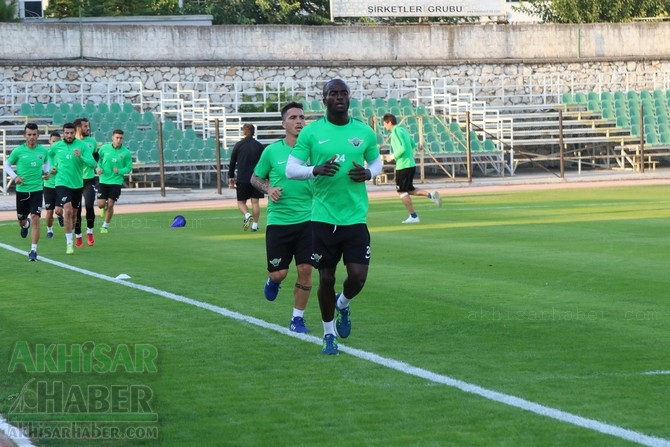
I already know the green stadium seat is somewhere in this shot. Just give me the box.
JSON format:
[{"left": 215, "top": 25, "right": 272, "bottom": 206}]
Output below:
[
  {"left": 135, "top": 148, "right": 148, "bottom": 164},
  {"left": 90, "top": 112, "right": 103, "bottom": 124},
  {"left": 349, "top": 98, "right": 360, "bottom": 109},
  {"left": 175, "top": 148, "right": 187, "bottom": 162},
  {"left": 52, "top": 112, "right": 66, "bottom": 126},
  {"left": 587, "top": 100, "right": 601, "bottom": 113},
  {"left": 129, "top": 111, "right": 142, "bottom": 124},
  {"left": 201, "top": 147, "right": 215, "bottom": 161},
  {"left": 350, "top": 107, "right": 364, "bottom": 120},
  {"left": 192, "top": 138, "right": 205, "bottom": 151},
  {"left": 601, "top": 91, "right": 613, "bottom": 103},
  {"left": 361, "top": 98, "right": 373, "bottom": 109},
  {"left": 602, "top": 108, "right": 615, "bottom": 120},
  {"left": 416, "top": 105, "right": 428, "bottom": 115},
  {"left": 123, "top": 102, "right": 136, "bottom": 114},
  {"left": 20, "top": 103, "right": 33, "bottom": 116},
  {"left": 132, "top": 130, "right": 145, "bottom": 141},
  {"left": 587, "top": 91, "right": 599, "bottom": 103},
  {"left": 469, "top": 131, "right": 482, "bottom": 152},
  {"left": 32, "top": 103, "right": 47, "bottom": 116},
  {"left": 71, "top": 103, "right": 84, "bottom": 116},
  {"left": 142, "top": 139, "right": 155, "bottom": 152},
  {"left": 574, "top": 92, "right": 587, "bottom": 104},
  {"left": 661, "top": 130, "right": 670, "bottom": 145},
  {"left": 127, "top": 140, "right": 140, "bottom": 152},
  {"left": 46, "top": 102, "right": 58, "bottom": 115},
  {"left": 94, "top": 131, "right": 106, "bottom": 142},
  {"left": 110, "top": 102, "right": 122, "bottom": 114},
  {"left": 162, "top": 120, "right": 176, "bottom": 132},
  {"left": 374, "top": 98, "right": 386, "bottom": 108},
  {"left": 484, "top": 139, "right": 497, "bottom": 152},
  {"left": 147, "top": 148, "right": 159, "bottom": 163},
  {"left": 561, "top": 92, "right": 574, "bottom": 104},
  {"left": 97, "top": 103, "right": 109, "bottom": 114},
  {"left": 184, "top": 128, "right": 197, "bottom": 140},
  {"left": 646, "top": 131, "right": 660, "bottom": 146},
  {"left": 84, "top": 103, "right": 97, "bottom": 115},
  {"left": 142, "top": 111, "right": 156, "bottom": 125},
  {"left": 616, "top": 115, "right": 630, "bottom": 128},
  {"left": 449, "top": 121, "right": 462, "bottom": 133}
]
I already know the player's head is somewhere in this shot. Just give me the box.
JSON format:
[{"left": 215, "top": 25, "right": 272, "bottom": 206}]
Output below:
[
  {"left": 112, "top": 129, "right": 124, "bottom": 148},
  {"left": 79, "top": 117, "right": 91, "bottom": 136},
  {"left": 280, "top": 102, "right": 305, "bottom": 139},
  {"left": 383, "top": 113, "right": 397, "bottom": 131},
  {"left": 49, "top": 131, "right": 61, "bottom": 145},
  {"left": 62, "top": 123, "right": 76, "bottom": 143},
  {"left": 322, "top": 79, "right": 350, "bottom": 115},
  {"left": 322, "top": 79, "right": 349, "bottom": 99},
  {"left": 24, "top": 122, "right": 39, "bottom": 147},
  {"left": 242, "top": 123, "right": 255, "bottom": 137}
]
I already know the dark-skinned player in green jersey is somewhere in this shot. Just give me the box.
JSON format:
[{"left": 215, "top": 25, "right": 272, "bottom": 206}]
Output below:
[{"left": 286, "top": 79, "right": 383, "bottom": 355}]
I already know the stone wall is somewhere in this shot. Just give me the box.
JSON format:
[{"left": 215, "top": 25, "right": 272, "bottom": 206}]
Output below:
[
  {"left": 1, "top": 22, "right": 670, "bottom": 62},
  {"left": 1, "top": 22, "right": 670, "bottom": 112}
]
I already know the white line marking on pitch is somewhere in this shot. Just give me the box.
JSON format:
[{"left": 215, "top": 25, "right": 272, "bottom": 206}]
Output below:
[{"left": 2, "top": 243, "right": 669, "bottom": 447}]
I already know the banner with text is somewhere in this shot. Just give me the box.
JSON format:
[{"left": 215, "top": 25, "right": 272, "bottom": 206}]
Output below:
[{"left": 332, "top": 0, "right": 505, "bottom": 18}]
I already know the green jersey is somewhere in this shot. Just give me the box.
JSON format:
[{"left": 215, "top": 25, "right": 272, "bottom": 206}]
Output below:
[
  {"left": 254, "top": 139, "right": 313, "bottom": 226},
  {"left": 7, "top": 144, "right": 48, "bottom": 193},
  {"left": 43, "top": 145, "right": 58, "bottom": 189},
  {"left": 49, "top": 139, "right": 96, "bottom": 189},
  {"left": 390, "top": 125, "right": 416, "bottom": 170},
  {"left": 97, "top": 143, "right": 133, "bottom": 185},
  {"left": 80, "top": 136, "right": 98, "bottom": 180},
  {"left": 292, "top": 117, "right": 379, "bottom": 225}
]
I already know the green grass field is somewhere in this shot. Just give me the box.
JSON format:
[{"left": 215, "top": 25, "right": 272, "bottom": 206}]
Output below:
[{"left": 1, "top": 185, "right": 669, "bottom": 447}]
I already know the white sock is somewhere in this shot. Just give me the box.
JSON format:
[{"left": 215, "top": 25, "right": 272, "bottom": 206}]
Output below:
[
  {"left": 87, "top": 228, "right": 93, "bottom": 234},
  {"left": 102, "top": 222, "right": 109, "bottom": 228},
  {"left": 31, "top": 244, "right": 37, "bottom": 251},
  {"left": 323, "top": 320, "right": 336, "bottom": 336},
  {"left": 252, "top": 222, "right": 258, "bottom": 230},
  {"left": 337, "top": 293, "right": 352, "bottom": 309},
  {"left": 23, "top": 222, "right": 30, "bottom": 228},
  {"left": 47, "top": 226, "right": 53, "bottom": 233},
  {"left": 76, "top": 233, "right": 82, "bottom": 238},
  {"left": 293, "top": 308, "right": 304, "bottom": 318},
  {"left": 65, "top": 233, "right": 73, "bottom": 243},
  {"left": 244, "top": 212, "right": 251, "bottom": 219}
]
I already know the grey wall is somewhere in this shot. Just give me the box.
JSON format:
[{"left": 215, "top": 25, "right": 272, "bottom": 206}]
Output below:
[{"left": 0, "top": 22, "right": 668, "bottom": 64}]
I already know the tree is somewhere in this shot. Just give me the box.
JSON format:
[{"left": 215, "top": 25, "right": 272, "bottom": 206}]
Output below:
[
  {"left": 183, "top": 0, "right": 329, "bottom": 25},
  {"left": 0, "top": 0, "right": 19, "bottom": 22},
  {"left": 514, "top": 0, "right": 670, "bottom": 23},
  {"left": 47, "top": 0, "right": 159, "bottom": 19}
]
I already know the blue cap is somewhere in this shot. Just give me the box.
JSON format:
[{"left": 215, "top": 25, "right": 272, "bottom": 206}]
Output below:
[{"left": 171, "top": 215, "right": 186, "bottom": 227}]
